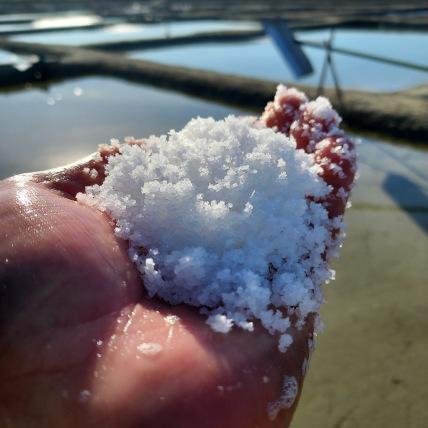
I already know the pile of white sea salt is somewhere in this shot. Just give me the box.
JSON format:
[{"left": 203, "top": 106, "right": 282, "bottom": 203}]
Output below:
[{"left": 78, "top": 114, "right": 341, "bottom": 352}]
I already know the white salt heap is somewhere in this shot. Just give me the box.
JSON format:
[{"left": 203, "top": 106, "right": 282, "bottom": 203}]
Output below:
[{"left": 78, "top": 114, "right": 343, "bottom": 352}]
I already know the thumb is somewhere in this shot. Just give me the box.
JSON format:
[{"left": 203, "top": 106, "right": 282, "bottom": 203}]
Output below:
[{"left": 21, "top": 142, "right": 126, "bottom": 199}]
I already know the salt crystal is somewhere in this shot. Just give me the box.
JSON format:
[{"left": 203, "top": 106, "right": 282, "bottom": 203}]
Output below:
[
  {"left": 164, "top": 314, "right": 180, "bottom": 325},
  {"left": 306, "top": 97, "right": 340, "bottom": 124},
  {"left": 78, "top": 89, "right": 354, "bottom": 352},
  {"left": 206, "top": 314, "right": 234, "bottom": 334},
  {"left": 78, "top": 389, "right": 91, "bottom": 403},
  {"left": 308, "top": 338, "right": 315, "bottom": 354},
  {"left": 137, "top": 342, "right": 163, "bottom": 356},
  {"left": 302, "top": 358, "right": 309, "bottom": 376},
  {"left": 273, "top": 84, "right": 308, "bottom": 110},
  {"left": 278, "top": 333, "right": 293, "bottom": 353},
  {"left": 267, "top": 376, "right": 298, "bottom": 420}
]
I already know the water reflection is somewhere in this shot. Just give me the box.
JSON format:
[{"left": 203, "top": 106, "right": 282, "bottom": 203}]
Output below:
[
  {"left": 0, "top": 77, "right": 243, "bottom": 178},
  {"left": 5, "top": 19, "right": 428, "bottom": 92},
  {"left": 0, "top": 49, "right": 17, "bottom": 64},
  {"left": 31, "top": 14, "right": 102, "bottom": 30},
  {"left": 11, "top": 20, "right": 260, "bottom": 45},
  {"left": 0, "top": 49, "right": 38, "bottom": 70},
  {"left": 0, "top": 14, "right": 105, "bottom": 35},
  {"left": 129, "top": 30, "right": 428, "bottom": 91}
]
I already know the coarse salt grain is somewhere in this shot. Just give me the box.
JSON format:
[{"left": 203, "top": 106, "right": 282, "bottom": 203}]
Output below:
[
  {"left": 164, "top": 314, "right": 180, "bottom": 325},
  {"left": 267, "top": 375, "right": 298, "bottom": 420},
  {"left": 137, "top": 342, "right": 163, "bottom": 356}
]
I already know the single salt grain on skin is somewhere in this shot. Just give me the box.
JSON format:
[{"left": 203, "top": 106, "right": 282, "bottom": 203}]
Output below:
[
  {"left": 78, "top": 389, "right": 91, "bottom": 403},
  {"left": 164, "top": 314, "right": 180, "bottom": 325},
  {"left": 78, "top": 86, "right": 356, "bottom": 353},
  {"left": 278, "top": 333, "right": 293, "bottom": 353},
  {"left": 267, "top": 376, "right": 298, "bottom": 421},
  {"left": 302, "top": 358, "right": 309, "bottom": 377},
  {"left": 206, "top": 313, "right": 234, "bottom": 334},
  {"left": 308, "top": 338, "right": 315, "bottom": 355},
  {"left": 137, "top": 342, "right": 163, "bottom": 356},
  {"left": 83, "top": 167, "right": 98, "bottom": 179}
]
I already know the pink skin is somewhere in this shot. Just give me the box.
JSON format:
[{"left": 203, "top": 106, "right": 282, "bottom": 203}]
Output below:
[{"left": 0, "top": 91, "right": 355, "bottom": 428}]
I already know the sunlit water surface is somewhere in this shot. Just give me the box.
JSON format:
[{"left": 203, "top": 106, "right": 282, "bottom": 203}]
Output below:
[
  {"left": 10, "top": 20, "right": 260, "bottom": 45},
  {"left": 129, "top": 30, "right": 428, "bottom": 92},
  {"left": 0, "top": 77, "right": 241, "bottom": 178},
  {"left": 5, "top": 20, "right": 428, "bottom": 91}
]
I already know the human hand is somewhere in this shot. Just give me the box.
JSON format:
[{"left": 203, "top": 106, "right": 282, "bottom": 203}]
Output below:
[{"left": 0, "top": 88, "right": 355, "bottom": 428}]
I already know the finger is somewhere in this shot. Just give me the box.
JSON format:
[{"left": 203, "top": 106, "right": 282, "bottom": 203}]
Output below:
[
  {"left": 261, "top": 86, "right": 357, "bottom": 255},
  {"left": 82, "top": 301, "right": 313, "bottom": 428},
  {"left": 260, "top": 85, "right": 308, "bottom": 138},
  {"left": 289, "top": 98, "right": 357, "bottom": 218},
  {"left": 19, "top": 140, "right": 143, "bottom": 199},
  {"left": 25, "top": 144, "right": 121, "bottom": 199}
]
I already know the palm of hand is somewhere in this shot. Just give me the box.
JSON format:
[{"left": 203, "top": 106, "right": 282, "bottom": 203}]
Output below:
[{"left": 0, "top": 170, "right": 310, "bottom": 428}]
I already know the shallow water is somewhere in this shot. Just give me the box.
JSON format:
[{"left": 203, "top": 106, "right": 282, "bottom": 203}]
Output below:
[
  {"left": 0, "top": 13, "right": 104, "bottom": 35},
  {"left": 129, "top": 30, "right": 428, "bottom": 92},
  {"left": 0, "top": 76, "right": 427, "bottom": 428},
  {"left": 0, "top": 77, "right": 240, "bottom": 178},
  {"left": 11, "top": 20, "right": 260, "bottom": 45},
  {"left": 6, "top": 20, "right": 428, "bottom": 91},
  {"left": 0, "top": 49, "right": 15, "bottom": 64},
  {"left": 0, "top": 49, "right": 38, "bottom": 70},
  {"left": 1, "top": 75, "right": 427, "bottom": 179}
]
